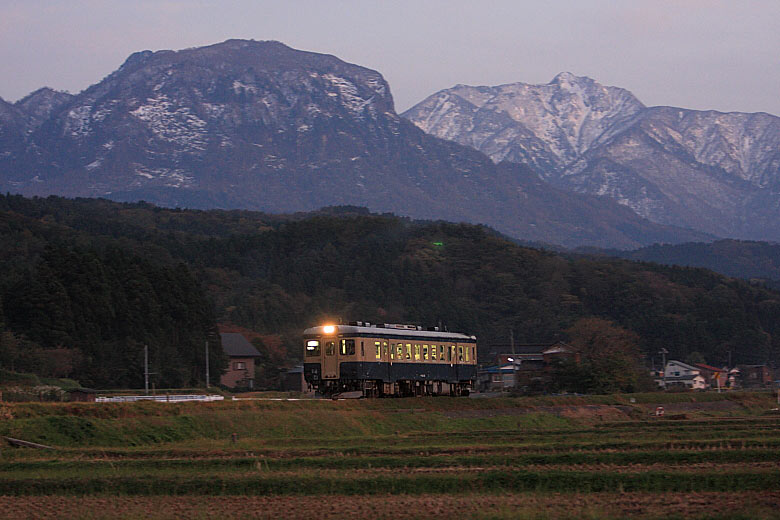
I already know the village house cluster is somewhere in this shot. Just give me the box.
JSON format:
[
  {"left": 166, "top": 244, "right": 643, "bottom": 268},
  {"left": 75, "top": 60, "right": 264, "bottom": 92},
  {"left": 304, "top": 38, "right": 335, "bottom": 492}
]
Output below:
[
  {"left": 476, "top": 342, "right": 579, "bottom": 393},
  {"left": 656, "top": 360, "right": 774, "bottom": 391},
  {"left": 476, "top": 342, "right": 776, "bottom": 393}
]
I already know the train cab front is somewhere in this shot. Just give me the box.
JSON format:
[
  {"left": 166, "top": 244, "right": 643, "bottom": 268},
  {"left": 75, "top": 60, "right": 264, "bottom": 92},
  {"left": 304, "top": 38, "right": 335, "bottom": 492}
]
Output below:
[{"left": 303, "top": 324, "right": 340, "bottom": 393}]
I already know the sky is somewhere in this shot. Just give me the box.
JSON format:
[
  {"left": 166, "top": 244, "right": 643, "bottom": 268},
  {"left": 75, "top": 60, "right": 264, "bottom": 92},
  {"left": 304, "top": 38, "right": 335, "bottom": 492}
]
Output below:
[{"left": 1, "top": 0, "right": 779, "bottom": 115}]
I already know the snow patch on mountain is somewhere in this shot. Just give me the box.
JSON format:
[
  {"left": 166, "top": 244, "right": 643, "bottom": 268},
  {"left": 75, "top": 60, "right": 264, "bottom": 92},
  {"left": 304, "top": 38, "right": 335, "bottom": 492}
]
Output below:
[
  {"left": 130, "top": 95, "right": 208, "bottom": 150},
  {"left": 133, "top": 166, "right": 193, "bottom": 187},
  {"left": 232, "top": 80, "right": 258, "bottom": 95},
  {"left": 323, "top": 74, "right": 374, "bottom": 116}
]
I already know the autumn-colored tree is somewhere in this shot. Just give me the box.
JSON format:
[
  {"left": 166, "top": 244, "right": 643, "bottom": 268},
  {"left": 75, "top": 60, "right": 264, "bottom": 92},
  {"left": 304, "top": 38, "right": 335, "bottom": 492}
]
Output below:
[{"left": 553, "top": 318, "right": 653, "bottom": 393}]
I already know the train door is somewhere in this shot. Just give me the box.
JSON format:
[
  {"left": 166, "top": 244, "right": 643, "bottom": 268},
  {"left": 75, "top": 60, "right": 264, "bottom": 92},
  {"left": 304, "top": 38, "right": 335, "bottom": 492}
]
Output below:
[
  {"left": 454, "top": 343, "right": 467, "bottom": 384},
  {"left": 323, "top": 339, "right": 339, "bottom": 379}
]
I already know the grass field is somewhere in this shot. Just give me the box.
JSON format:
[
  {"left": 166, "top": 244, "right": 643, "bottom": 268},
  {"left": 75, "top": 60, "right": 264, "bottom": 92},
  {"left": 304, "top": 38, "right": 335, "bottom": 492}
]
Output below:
[{"left": 0, "top": 391, "right": 779, "bottom": 519}]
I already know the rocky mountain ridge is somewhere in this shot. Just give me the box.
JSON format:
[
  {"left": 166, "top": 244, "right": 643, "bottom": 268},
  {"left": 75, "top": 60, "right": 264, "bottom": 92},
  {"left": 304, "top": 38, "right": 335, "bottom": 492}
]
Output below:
[
  {"left": 403, "top": 75, "right": 780, "bottom": 240},
  {"left": 15, "top": 87, "right": 75, "bottom": 129},
  {"left": 0, "top": 40, "right": 710, "bottom": 248}
]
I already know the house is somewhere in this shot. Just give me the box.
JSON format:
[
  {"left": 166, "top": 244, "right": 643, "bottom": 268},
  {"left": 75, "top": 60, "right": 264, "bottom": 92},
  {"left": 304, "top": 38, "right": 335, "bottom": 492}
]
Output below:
[
  {"left": 694, "top": 363, "right": 728, "bottom": 389},
  {"left": 650, "top": 369, "right": 665, "bottom": 388},
  {"left": 663, "top": 360, "right": 706, "bottom": 390},
  {"left": 478, "top": 342, "right": 579, "bottom": 392},
  {"left": 494, "top": 342, "right": 580, "bottom": 367},
  {"left": 737, "top": 364, "right": 772, "bottom": 388},
  {"left": 219, "top": 333, "right": 262, "bottom": 389},
  {"left": 65, "top": 388, "right": 97, "bottom": 402}
]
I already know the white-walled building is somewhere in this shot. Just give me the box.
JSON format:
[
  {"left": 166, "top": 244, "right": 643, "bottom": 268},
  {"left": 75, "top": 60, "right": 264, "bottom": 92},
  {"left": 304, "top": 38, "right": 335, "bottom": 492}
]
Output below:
[{"left": 662, "top": 360, "right": 706, "bottom": 390}]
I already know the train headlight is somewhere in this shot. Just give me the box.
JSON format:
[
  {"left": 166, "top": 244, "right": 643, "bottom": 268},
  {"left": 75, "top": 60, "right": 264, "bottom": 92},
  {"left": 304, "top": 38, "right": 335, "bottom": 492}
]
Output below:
[{"left": 323, "top": 325, "right": 336, "bottom": 334}]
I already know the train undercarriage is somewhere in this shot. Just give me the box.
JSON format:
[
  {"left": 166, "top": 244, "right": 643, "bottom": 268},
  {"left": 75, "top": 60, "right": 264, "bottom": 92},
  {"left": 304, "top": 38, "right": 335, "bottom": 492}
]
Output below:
[{"left": 315, "top": 378, "right": 471, "bottom": 398}]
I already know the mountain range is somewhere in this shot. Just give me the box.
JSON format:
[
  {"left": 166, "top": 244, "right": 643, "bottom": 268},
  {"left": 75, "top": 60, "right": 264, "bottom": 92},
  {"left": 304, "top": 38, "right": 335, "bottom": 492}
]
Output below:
[
  {"left": 403, "top": 74, "right": 780, "bottom": 241},
  {"left": 0, "top": 40, "right": 710, "bottom": 249}
]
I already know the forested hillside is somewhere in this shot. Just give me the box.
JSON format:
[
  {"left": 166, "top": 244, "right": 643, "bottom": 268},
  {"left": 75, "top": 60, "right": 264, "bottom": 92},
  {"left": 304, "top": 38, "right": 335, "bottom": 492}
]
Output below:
[
  {"left": 584, "top": 240, "right": 780, "bottom": 290},
  {"left": 0, "top": 197, "right": 223, "bottom": 388},
  {"left": 1, "top": 195, "right": 779, "bottom": 389}
]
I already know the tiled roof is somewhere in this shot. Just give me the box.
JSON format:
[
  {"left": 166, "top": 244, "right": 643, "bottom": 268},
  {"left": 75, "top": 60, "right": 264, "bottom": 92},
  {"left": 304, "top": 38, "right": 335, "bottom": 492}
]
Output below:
[
  {"left": 220, "top": 333, "right": 262, "bottom": 358},
  {"left": 668, "top": 360, "right": 699, "bottom": 372},
  {"left": 695, "top": 363, "right": 725, "bottom": 372},
  {"left": 479, "top": 365, "right": 515, "bottom": 374},
  {"left": 493, "top": 342, "right": 575, "bottom": 357}
]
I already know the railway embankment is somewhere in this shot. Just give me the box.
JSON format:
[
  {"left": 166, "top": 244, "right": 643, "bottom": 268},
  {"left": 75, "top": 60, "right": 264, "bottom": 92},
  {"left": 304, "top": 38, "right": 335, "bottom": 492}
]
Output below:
[{"left": 0, "top": 391, "right": 775, "bottom": 449}]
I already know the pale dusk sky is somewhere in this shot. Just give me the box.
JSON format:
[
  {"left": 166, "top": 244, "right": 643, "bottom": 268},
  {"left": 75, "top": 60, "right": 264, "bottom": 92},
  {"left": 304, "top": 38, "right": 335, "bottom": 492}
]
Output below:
[{"left": 1, "top": 0, "right": 778, "bottom": 115}]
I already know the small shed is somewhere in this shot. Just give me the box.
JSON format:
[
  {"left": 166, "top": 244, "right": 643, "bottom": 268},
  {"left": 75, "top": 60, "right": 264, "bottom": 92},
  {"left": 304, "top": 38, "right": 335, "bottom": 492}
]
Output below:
[
  {"left": 477, "top": 365, "right": 517, "bottom": 392},
  {"left": 282, "top": 365, "right": 315, "bottom": 395},
  {"left": 66, "top": 388, "right": 97, "bottom": 402},
  {"left": 220, "top": 333, "right": 262, "bottom": 389}
]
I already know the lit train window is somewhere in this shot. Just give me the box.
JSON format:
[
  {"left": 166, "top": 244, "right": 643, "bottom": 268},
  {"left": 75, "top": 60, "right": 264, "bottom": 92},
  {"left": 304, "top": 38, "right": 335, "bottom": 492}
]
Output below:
[
  {"left": 414, "top": 344, "right": 421, "bottom": 361},
  {"left": 450, "top": 345, "right": 455, "bottom": 362},
  {"left": 440, "top": 345, "right": 445, "bottom": 359},
  {"left": 396, "top": 344, "right": 403, "bottom": 360},
  {"left": 326, "top": 342, "right": 335, "bottom": 356},
  {"left": 383, "top": 342, "right": 388, "bottom": 358},
  {"left": 405, "top": 344, "right": 411, "bottom": 360},
  {"left": 458, "top": 346, "right": 464, "bottom": 362},
  {"left": 340, "top": 339, "right": 355, "bottom": 356},
  {"left": 306, "top": 340, "right": 320, "bottom": 357},
  {"left": 423, "top": 345, "right": 428, "bottom": 360},
  {"left": 375, "top": 341, "right": 381, "bottom": 360},
  {"left": 464, "top": 346, "right": 469, "bottom": 362},
  {"left": 430, "top": 345, "right": 436, "bottom": 361}
]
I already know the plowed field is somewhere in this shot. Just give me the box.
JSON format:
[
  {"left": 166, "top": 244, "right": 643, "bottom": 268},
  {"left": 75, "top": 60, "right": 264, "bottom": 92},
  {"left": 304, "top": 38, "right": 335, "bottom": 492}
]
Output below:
[
  {"left": 1, "top": 492, "right": 779, "bottom": 520},
  {"left": 1, "top": 392, "right": 778, "bottom": 519}
]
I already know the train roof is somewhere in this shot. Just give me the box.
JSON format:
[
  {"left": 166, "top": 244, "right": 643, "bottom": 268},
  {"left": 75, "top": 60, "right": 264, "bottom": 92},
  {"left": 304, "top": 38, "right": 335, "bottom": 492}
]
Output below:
[{"left": 303, "top": 324, "right": 476, "bottom": 342}]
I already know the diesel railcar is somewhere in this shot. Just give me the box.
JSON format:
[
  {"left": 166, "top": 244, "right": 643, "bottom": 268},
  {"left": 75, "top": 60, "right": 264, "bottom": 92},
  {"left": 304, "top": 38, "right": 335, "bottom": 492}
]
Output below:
[{"left": 303, "top": 322, "right": 477, "bottom": 397}]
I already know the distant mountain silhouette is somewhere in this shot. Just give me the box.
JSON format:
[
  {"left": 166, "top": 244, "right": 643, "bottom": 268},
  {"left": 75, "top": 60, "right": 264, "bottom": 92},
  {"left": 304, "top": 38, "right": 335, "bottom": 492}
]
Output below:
[{"left": 0, "top": 40, "right": 708, "bottom": 248}]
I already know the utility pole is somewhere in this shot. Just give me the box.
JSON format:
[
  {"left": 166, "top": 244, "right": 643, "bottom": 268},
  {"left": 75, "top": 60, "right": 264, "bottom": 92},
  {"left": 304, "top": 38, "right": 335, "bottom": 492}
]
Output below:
[
  {"left": 510, "top": 329, "right": 516, "bottom": 389},
  {"left": 205, "top": 340, "right": 210, "bottom": 389},
  {"left": 510, "top": 329, "right": 515, "bottom": 358},
  {"left": 659, "top": 348, "right": 668, "bottom": 390},
  {"left": 144, "top": 344, "right": 149, "bottom": 394}
]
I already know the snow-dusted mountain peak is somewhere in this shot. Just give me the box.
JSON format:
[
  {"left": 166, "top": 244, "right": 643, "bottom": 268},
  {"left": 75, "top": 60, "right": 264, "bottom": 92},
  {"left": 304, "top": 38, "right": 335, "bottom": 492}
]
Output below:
[
  {"left": 15, "top": 87, "right": 74, "bottom": 129},
  {"left": 404, "top": 73, "right": 645, "bottom": 167},
  {"left": 403, "top": 74, "right": 780, "bottom": 241},
  {"left": 550, "top": 71, "right": 590, "bottom": 86}
]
